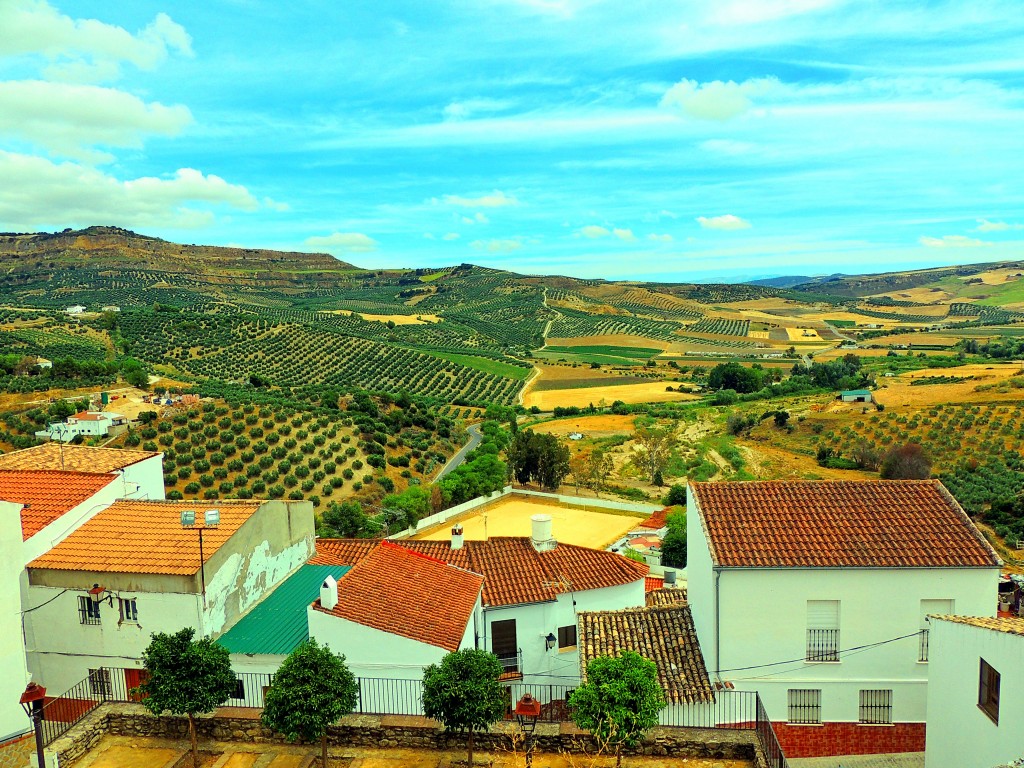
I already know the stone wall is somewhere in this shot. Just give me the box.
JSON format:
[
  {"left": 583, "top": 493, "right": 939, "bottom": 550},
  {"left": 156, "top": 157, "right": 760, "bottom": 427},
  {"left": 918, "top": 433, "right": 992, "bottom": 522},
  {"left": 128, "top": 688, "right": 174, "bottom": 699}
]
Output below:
[
  {"left": 54, "top": 704, "right": 769, "bottom": 767},
  {"left": 0, "top": 733, "right": 34, "bottom": 768}
]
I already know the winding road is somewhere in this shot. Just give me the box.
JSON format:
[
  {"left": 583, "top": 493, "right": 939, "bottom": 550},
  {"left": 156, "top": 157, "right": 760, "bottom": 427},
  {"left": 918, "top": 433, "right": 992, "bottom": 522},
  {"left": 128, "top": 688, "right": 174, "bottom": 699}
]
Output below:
[{"left": 436, "top": 423, "right": 484, "bottom": 479}]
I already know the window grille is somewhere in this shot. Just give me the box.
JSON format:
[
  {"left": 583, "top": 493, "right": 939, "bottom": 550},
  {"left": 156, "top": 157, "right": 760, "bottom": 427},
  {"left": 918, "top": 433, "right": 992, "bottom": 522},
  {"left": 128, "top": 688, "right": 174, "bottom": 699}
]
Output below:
[
  {"left": 859, "top": 689, "right": 893, "bottom": 724},
  {"left": 978, "top": 658, "right": 1000, "bottom": 725},
  {"left": 787, "top": 689, "right": 821, "bottom": 724},
  {"left": 557, "top": 625, "right": 577, "bottom": 649},
  {"left": 78, "top": 596, "right": 101, "bottom": 625},
  {"left": 806, "top": 600, "right": 839, "bottom": 661},
  {"left": 88, "top": 668, "right": 112, "bottom": 697}
]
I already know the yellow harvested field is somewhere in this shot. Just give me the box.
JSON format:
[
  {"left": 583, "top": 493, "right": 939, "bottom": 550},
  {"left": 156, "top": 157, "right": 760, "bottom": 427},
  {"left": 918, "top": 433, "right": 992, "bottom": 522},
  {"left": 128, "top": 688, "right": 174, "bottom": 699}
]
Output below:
[
  {"left": 748, "top": 330, "right": 770, "bottom": 339},
  {"left": 413, "top": 496, "right": 645, "bottom": 549},
  {"left": 873, "top": 364, "right": 1024, "bottom": 407},
  {"left": 523, "top": 381, "right": 699, "bottom": 410},
  {"left": 785, "top": 327, "right": 822, "bottom": 341},
  {"left": 971, "top": 269, "right": 1024, "bottom": 285},
  {"left": 335, "top": 313, "right": 440, "bottom": 325},
  {"left": 871, "top": 287, "right": 955, "bottom": 303},
  {"left": 530, "top": 414, "right": 636, "bottom": 437},
  {"left": 545, "top": 334, "right": 671, "bottom": 350}
]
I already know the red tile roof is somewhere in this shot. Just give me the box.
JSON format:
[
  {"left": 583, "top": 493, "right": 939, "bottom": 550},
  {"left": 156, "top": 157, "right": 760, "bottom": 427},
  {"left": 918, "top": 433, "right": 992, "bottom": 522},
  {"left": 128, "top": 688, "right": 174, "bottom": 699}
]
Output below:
[
  {"left": 639, "top": 507, "right": 671, "bottom": 530},
  {"left": 0, "top": 443, "right": 159, "bottom": 473},
  {"left": 28, "top": 500, "right": 261, "bottom": 574},
  {"left": 0, "top": 470, "right": 116, "bottom": 540},
  {"left": 312, "top": 537, "right": 648, "bottom": 607},
  {"left": 931, "top": 615, "right": 1024, "bottom": 636},
  {"left": 312, "top": 541, "right": 483, "bottom": 652},
  {"left": 691, "top": 480, "right": 1001, "bottom": 569},
  {"left": 645, "top": 575, "right": 664, "bottom": 593},
  {"left": 578, "top": 604, "right": 713, "bottom": 704}
]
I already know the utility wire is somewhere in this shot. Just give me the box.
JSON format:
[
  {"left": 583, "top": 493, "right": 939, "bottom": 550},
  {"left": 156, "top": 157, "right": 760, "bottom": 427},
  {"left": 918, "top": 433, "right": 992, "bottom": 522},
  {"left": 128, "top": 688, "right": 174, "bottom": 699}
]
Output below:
[{"left": 713, "top": 630, "right": 923, "bottom": 675}]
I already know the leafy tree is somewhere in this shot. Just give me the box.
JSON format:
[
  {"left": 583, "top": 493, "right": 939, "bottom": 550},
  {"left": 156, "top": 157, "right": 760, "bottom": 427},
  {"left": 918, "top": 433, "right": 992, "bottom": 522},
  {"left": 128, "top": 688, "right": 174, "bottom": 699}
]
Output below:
[
  {"left": 773, "top": 410, "right": 790, "bottom": 428},
  {"left": 422, "top": 649, "right": 507, "bottom": 767},
  {"left": 570, "top": 651, "right": 666, "bottom": 767},
  {"left": 880, "top": 442, "right": 932, "bottom": 479},
  {"left": 506, "top": 430, "right": 570, "bottom": 490},
  {"left": 707, "top": 362, "right": 765, "bottom": 394},
  {"left": 660, "top": 511, "right": 687, "bottom": 569},
  {"left": 317, "top": 500, "right": 370, "bottom": 538},
  {"left": 629, "top": 422, "right": 677, "bottom": 484},
  {"left": 261, "top": 639, "right": 358, "bottom": 768},
  {"left": 662, "top": 484, "right": 686, "bottom": 506},
  {"left": 136, "top": 628, "right": 236, "bottom": 768}
]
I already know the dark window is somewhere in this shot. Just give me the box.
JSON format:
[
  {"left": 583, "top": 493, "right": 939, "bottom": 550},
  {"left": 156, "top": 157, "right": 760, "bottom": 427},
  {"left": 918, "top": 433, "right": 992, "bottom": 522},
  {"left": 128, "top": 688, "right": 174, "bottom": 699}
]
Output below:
[
  {"left": 978, "top": 658, "right": 1000, "bottom": 725},
  {"left": 558, "top": 625, "right": 577, "bottom": 649},
  {"left": 119, "top": 598, "right": 138, "bottom": 623},
  {"left": 859, "top": 689, "right": 893, "bottom": 724},
  {"left": 491, "top": 619, "right": 519, "bottom": 675},
  {"left": 787, "top": 689, "right": 821, "bottom": 724},
  {"left": 88, "top": 668, "right": 112, "bottom": 697},
  {"left": 231, "top": 678, "right": 245, "bottom": 700},
  {"left": 79, "top": 596, "right": 101, "bottom": 625}
]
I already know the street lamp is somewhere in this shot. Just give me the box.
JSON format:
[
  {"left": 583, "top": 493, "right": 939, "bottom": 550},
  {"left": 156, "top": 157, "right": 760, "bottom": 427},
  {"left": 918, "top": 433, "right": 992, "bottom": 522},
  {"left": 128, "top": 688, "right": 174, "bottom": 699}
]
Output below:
[
  {"left": 181, "top": 509, "right": 219, "bottom": 607},
  {"left": 20, "top": 681, "right": 47, "bottom": 768},
  {"left": 514, "top": 692, "right": 542, "bottom": 767}
]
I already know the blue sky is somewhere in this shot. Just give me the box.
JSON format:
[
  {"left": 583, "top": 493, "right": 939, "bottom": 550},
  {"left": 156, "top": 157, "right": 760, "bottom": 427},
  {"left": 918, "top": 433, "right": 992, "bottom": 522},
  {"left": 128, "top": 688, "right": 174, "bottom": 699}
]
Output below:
[{"left": 1, "top": 0, "right": 1023, "bottom": 282}]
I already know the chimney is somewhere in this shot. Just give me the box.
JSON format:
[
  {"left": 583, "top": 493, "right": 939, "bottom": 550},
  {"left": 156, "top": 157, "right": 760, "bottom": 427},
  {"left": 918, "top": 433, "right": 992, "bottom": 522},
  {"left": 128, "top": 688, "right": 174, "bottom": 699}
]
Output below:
[
  {"left": 320, "top": 575, "right": 338, "bottom": 611},
  {"left": 451, "top": 523, "right": 464, "bottom": 550},
  {"left": 531, "top": 513, "right": 555, "bottom": 552}
]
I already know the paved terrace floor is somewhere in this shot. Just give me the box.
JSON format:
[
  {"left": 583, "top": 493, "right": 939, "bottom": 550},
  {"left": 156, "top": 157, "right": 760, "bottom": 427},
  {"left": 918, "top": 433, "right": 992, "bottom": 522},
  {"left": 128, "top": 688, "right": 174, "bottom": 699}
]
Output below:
[
  {"left": 790, "top": 754, "right": 924, "bottom": 768},
  {"left": 72, "top": 735, "right": 755, "bottom": 768}
]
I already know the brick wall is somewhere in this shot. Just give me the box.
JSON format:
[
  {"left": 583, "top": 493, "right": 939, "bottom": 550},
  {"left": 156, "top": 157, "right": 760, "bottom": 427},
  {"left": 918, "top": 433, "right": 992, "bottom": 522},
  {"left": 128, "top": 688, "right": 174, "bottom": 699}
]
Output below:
[
  {"left": 772, "top": 721, "right": 926, "bottom": 758},
  {"left": 0, "top": 733, "right": 34, "bottom": 768}
]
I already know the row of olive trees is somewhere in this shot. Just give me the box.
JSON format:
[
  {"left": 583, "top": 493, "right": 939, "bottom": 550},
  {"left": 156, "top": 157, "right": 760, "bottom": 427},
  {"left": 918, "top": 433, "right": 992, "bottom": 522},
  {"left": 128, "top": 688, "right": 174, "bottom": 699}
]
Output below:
[{"left": 136, "top": 628, "right": 663, "bottom": 768}]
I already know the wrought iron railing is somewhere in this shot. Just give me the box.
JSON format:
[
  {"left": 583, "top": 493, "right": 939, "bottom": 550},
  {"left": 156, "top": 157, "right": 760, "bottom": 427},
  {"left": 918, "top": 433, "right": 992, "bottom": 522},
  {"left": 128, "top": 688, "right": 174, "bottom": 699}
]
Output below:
[
  {"left": 38, "top": 667, "right": 789, "bottom": 767},
  {"left": 918, "top": 629, "right": 930, "bottom": 662},
  {"left": 496, "top": 649, "right": 523, "bottom": 678},
  {"left": 806, "top": 628, "right": 840, "bottom": 662}
]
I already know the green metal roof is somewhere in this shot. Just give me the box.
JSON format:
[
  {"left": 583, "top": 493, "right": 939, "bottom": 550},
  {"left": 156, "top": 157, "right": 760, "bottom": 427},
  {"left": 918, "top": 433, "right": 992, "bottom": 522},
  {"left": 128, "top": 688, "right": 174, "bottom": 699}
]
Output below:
[
  {"left": 841, "top": 389, "right": 872, "bottom": 396},
  {"left": 218, "top": 564, "right": 349, "bottom": 656}
]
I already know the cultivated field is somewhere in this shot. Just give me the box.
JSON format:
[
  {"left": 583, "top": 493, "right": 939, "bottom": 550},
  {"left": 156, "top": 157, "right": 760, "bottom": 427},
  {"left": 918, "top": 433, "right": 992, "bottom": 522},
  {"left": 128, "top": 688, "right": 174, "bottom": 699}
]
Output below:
[
  {"left": 413, "top": 496, "right": 646, "bottom": 549},
  {"left": 528, "top": 414, "right": 636, "bottom": 437},
  {"left": 523, "top": 381, "right": 699, "bottom": 410},
  {"left": 872, "top": 363, "right": 1024, "bottom": 407}
]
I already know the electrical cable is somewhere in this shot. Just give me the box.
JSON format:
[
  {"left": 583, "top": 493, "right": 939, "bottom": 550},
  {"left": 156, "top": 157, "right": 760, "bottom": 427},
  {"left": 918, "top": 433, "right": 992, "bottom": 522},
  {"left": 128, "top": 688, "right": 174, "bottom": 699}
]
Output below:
[{"left": 21, "top": 589, "right": 68, "bottom": 614}]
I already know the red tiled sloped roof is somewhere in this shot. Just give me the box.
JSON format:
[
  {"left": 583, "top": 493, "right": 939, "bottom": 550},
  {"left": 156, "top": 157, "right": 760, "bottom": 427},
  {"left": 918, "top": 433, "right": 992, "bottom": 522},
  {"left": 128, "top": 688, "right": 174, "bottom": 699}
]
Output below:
[
  {"left": 313, "top": 536, "right": 648, "bottom": 607},
  {"left": 639, "top": 507, "right": 671, "bottom": 530},
  {"left": 931, "top": 615, "right": 1024, "bottom": 637},
  {"left": 28, "top": 500, "right": 261, "bottom": 575},
  {"left": 312, "top": 541, "right": 483, "bottom": 652},
  {"left": 691, "top": 480, "right": 1001, "bottom": 568},
  {"left": 0, "top": 443, "right": 159, "bottom": 474},
  {"left": 645, "top": 575, "right": 664, "bottom": 593},
  {"left": 0, "top": 470, "right": 116, "bottom": 540},
  {"left": 71, "top": 411, "right": 104, "bottom": 421},
  {"left": 578, "top": 604, "right": 713, "bottom": 704}
]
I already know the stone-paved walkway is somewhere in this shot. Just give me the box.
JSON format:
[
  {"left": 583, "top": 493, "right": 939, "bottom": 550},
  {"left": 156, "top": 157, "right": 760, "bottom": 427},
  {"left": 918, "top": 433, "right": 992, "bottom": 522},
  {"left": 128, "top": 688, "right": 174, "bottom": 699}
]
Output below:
[{"left": 789, "top": 753, "right": 925, "bottom": 768}]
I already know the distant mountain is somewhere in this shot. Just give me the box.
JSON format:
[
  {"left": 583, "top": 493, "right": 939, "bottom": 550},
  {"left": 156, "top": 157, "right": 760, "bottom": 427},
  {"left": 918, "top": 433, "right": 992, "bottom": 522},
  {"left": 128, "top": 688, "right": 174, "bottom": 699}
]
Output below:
[{"left": 746, "top": 275, "right": 839, "bottom": 289}]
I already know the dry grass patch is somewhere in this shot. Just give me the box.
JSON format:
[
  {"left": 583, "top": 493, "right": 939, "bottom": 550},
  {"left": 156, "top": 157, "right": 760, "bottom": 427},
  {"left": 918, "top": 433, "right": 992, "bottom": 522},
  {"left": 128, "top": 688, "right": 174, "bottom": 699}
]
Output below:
[
  {"left": 524, "top": 381, "right": 699, "bottom": 410},
  {"left": 328, "top": 312, "right": 440, "bottom": 325},
  {"left": 529, "top": 414, "right": 636, "bottom": 437},
  {"left": 873, "top": 363, "right": 1024, "bottom": 407},
  {"left": 785, "top": 327, "right": 822, "bottom": 341},
  {"left": 545, "top": 334, "right": 672, "bottom": 350}
]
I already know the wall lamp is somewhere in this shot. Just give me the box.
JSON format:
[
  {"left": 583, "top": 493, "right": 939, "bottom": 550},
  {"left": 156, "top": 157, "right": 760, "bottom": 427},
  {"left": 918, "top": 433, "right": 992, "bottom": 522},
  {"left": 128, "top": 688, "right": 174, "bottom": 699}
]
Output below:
[
  {"left": 545, "top": 632, "right": 556, "bottom": 651},
  {"left": 88, "top": 584, "right": 114, "bottom": 607}
]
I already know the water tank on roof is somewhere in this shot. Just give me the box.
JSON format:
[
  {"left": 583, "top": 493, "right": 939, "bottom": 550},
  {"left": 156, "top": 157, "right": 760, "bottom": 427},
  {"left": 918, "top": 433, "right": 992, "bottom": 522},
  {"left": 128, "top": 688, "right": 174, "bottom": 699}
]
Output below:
[{"left": 663, "top": 569, "right": 677, "bottom": 587}]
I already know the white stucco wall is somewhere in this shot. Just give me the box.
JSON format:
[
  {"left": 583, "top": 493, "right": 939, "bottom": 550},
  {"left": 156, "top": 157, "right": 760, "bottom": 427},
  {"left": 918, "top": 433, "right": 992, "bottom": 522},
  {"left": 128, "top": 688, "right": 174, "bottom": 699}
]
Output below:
[
  {"left": 686, "top": 501, "right": 717, "bottom": 673},
  {"left": 925, "top": 620, "right": 1024, "bottom": 768},
  {"left": 118, "top": 454, "right": 166, "bottom": 501},
  {"left": 714, "top": 567, "right": 997, "bottom": 725},
  {"left": 0, "top": 500, "right": 30, "bottom": 741}
]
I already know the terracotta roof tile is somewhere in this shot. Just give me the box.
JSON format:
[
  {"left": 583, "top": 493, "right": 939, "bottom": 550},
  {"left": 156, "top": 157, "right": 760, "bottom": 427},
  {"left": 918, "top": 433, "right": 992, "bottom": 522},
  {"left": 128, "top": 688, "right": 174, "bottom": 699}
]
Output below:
[
  {"left": 0, "top": 443, "right": 159, "bottom": 474},
  {"left": 28, "top": 500, "right": 261, "bottom": 575},
  {"left": 691, "top": 480, "right": 1000, "bottom": 568},
  {"left": 646, "top": 587, "right": 688, "bottom": 607},
  {"left": 312, "top": 537, "right": 647, "bottom": 607},
  {"left": 645, "top": 576, "right": 664, "bottom": 593},
  {"left": 312, "top": 541, "right": 483, "bottom": 652},
  {"left": 0, "top": 470, "right": 117, "bottom": 540},
  {"left": 932, "top": 615, "right": 1024, "bottom": 637},
  {"left": 639, "top": 507, "right": 671, "bottom": 530},
  {"left": 578, "top": 605, "right": 713, "bottom": 704}
]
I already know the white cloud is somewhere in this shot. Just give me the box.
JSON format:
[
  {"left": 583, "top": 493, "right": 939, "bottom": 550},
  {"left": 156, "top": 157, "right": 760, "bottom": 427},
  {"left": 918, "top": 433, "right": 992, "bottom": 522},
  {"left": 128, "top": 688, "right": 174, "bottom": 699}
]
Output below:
[
  {"left": 305, "top": 232, "right": 379, "bottom": 252},
  {"left": 442, "top": 232, "right": 460, "bottom": 241},
  {"left": 919, "top": 235, "right": 992, "bottom": 248},
  {"left": 661, "top": 78, "right": 776, "bottom": 121},
  {"left": 0, "top": 151, "right": 261, "bottom": 229},
  {"left": 0, "top": 2, "right": 192, "bottom": 72},
  {"left": 613, "top": 228, "right": 636, "bottom": 241},
  {"left": 976, "top": 218, "right": 1024, "bottom": 232},
  {"left": 423, "top": 233, "right": 436, "bottom": 240},
  {"left": 475, "top": 212, "right": 489, "bottom": 224},
  {"left": 0, "top": 80, "right": 191, "bottom": 160},
  {"left": 579, "top": 225, "right": 611, "bottom": 238},
  {"left": 471, "top": 238, "right": 523, "bottom": 253},
  {"left": 262, "top": 197, "right": 290, "bottom": 212},
  {"left": 697, "top": 214, "right": 751, "bottom": 230},
  {"left": 443, "top": 98, "right": 513, "bottom": 120},
  {"left": 647, "top": 233, "right": 674, "bottom": 242},
  {"left": 439, "top": 190, "right": 520, "bottom": 207}
]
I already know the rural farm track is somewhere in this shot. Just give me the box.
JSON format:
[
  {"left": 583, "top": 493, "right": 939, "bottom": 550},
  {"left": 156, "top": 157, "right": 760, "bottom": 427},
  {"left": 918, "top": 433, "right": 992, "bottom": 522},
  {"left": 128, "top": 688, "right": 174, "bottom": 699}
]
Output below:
[{"left": 436, "top": 423, "right": 484, "bottom": 479}]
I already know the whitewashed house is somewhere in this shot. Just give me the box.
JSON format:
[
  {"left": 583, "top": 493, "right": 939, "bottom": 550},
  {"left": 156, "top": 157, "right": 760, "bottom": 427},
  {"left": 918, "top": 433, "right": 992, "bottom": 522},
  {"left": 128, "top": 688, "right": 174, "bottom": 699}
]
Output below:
[
  {"left": 37, "top": 411, "right": 127, "bottom": 442},
  {"left": 314, "top": 514, "right": 649, "bottom": 688},
  {"left": 23, "top": 499, "right": 314, "bottom": 694},
  {"left": 924, "top": 616, "right": 1024, "bottom": 768},
  {"left": 687, "top": 480, "right": 1001, "bottom": 759},
  {"left": 65, "top": 305, "right": 86, "bottom": 315}
]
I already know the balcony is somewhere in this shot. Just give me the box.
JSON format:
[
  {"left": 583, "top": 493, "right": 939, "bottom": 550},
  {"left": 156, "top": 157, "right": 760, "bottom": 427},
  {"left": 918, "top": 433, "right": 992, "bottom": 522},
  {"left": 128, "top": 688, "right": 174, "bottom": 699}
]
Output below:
[
  {"left": 806, "top": 628, "right": 840, "bottom": 662},
  {"left": 496, "top": 649, "right": 523, "bottom": 680}
]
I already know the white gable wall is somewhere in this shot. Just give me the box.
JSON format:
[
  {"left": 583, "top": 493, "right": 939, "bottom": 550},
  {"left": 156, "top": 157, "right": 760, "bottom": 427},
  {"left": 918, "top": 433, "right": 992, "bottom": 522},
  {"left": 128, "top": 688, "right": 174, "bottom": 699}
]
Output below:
[{"left": 0, "top": 500, "right": 29, "bottom": 741}]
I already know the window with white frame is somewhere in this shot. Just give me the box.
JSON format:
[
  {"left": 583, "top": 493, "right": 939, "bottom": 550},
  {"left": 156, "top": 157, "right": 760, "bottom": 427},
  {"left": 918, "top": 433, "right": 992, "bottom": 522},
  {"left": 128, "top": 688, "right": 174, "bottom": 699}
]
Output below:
[
  {"left": 859, "top": 689, "right": 893, "bottom": 724},
  {"left": 787, "top": 689, "right": 822, "bottom": 724},
  {"left": 78, "top": 595, "right": 101, "bottom": 625},
  {"left": 806, "top": 600, "right": 839, "bottom": 662},
  {"left": 119, "top": 598, "right": 138, "bottom": 623}
]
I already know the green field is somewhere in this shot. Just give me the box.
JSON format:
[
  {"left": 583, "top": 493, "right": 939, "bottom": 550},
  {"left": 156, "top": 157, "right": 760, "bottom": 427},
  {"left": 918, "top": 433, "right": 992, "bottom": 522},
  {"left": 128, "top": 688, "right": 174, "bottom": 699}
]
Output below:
[
  {"left": 824, "top": 318, "right": 857, "bottom": 327},
  {"left": 424, "top": 351, "right": 533, "bottom": 380},
  {"left": 544, "top": 345, "right": 661, "bottom": 359}
]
